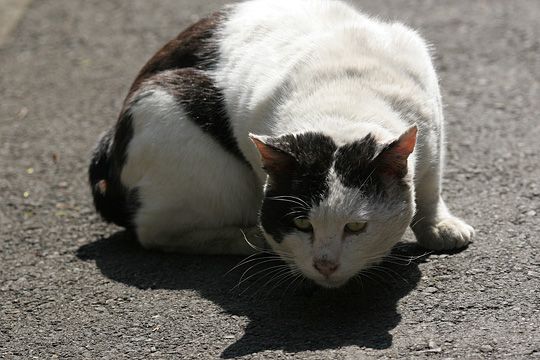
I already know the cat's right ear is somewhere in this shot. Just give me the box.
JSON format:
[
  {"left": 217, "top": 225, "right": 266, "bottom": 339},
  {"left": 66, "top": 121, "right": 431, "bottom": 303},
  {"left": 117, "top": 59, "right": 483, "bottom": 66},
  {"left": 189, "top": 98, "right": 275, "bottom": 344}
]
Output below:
[{"left": 249, "top": 134, "right": 296, "bottom": 175}]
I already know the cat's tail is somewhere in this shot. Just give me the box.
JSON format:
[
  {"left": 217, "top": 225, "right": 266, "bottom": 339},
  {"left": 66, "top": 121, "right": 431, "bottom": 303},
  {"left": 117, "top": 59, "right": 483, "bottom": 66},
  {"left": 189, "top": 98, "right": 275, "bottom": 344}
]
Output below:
[{"left": 88, "top": 129, "right": 136, "bottom": 229}]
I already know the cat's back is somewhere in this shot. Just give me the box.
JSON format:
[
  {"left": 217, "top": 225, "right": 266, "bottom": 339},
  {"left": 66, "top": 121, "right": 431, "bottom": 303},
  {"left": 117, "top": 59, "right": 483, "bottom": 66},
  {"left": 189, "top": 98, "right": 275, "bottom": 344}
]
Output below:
[
  {"left": 215, "top": 0, "right": 436, "bottom": 112},
  {"left": 215, "top": 0, "right": 374, "bottom": 83},
  {"left": 221, "top": 0, "right": 370, "bottom": 39}
]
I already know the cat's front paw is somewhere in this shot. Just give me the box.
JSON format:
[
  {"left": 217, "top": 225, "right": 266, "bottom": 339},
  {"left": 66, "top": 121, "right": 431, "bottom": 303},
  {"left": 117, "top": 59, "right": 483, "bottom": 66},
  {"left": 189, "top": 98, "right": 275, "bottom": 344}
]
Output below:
[{"left": 413, "top": 216, "right": 474, "bottom": 251}]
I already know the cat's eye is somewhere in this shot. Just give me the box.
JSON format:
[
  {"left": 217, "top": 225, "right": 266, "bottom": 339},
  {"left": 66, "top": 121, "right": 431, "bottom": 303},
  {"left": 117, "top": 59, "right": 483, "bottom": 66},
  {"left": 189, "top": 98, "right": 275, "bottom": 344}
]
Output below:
[
  {"left": 344, "top": 221, "right": 367, "bottom": 234},
  {"left": 293, "top": 218, "right": 313, "bottom": 232}
]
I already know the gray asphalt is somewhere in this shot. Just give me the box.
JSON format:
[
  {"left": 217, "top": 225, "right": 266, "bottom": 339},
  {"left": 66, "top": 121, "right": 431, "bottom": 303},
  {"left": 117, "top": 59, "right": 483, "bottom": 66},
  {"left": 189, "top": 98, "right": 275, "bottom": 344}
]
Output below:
[{"left": 1, "top": 0, "right": 539, "bottom": 359}]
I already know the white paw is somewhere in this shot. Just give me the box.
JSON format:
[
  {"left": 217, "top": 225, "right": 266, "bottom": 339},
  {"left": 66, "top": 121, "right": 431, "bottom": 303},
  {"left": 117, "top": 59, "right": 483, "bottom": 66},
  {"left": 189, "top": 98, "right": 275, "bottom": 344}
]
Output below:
[{"left": 413, "top": 216, "right": 475, "bottom": 251}]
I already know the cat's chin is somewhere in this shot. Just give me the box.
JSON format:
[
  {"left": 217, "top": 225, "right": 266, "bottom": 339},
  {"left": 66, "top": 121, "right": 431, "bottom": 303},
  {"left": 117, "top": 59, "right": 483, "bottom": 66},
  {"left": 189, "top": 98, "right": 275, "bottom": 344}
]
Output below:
[{"left": 313, "top": 277, "right": 350, "bottom": 289}]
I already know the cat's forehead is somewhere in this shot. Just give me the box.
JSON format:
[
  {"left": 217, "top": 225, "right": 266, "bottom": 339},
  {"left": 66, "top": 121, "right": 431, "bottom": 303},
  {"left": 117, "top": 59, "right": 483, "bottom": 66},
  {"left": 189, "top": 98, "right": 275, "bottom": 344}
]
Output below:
[
  {"left": 274, "top": 131, "right": 383, "bottom": 189},
  {"left": 310, "top": 171, "right": 369, "bottom": 220},
  {"left": 270, "top": 132, "right": 336, "bottom": 167}
]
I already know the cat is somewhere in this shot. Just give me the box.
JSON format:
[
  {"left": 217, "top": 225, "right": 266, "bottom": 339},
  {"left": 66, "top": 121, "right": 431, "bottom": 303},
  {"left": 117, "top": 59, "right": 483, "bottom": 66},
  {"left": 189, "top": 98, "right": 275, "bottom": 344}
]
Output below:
[{"left": 89, "top": 0, "right": 474, "bottom": 288}]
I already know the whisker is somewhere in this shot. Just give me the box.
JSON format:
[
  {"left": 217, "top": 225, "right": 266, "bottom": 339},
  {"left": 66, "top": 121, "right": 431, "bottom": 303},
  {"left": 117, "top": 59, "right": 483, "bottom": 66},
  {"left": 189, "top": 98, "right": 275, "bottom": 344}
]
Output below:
[
  {"left": 236, "top": 259, "right": 289, "bottom": 285},
  {"left": 225, "top": 252, "right": 269, "bottom": 275},
  {"left": 267, "top": 268, "right": 303, "bottom": 296},
  {"left": 238, "top": 229, "right": 295, "bottom": 261},
  {"left": 410, "top": 216, "right": 427, "bottom": 228},
  {"left": 266, "top": 197, "right": 309, "bottom": 209},
  {"left": 293, "top": 275, "right": 306, "bottom": 294},
  {"left": 281, "top": 209, "right": 309, "bottom": 220},
  {"left": 239, "top": 228, "right": 269, "bottom": 254},
  {"left": 359, "top": 168, "right": 376, "bottom": 190},
  {"left": 383, "top": 251, "right": 432, "bottom": 265},
  {"left": 234, "top": 264, "right": 290, "bottom": 290},
  {"left": 252, "top": 267, "right": 295, "bottom": 298},
  {"left": 241, "top": 267, "right": 292, "bottom": 296},
  {"left": 267, "top": 195, "right": 310, "bottom": 207},
  {"left": 280, "top": 273, "right": 303, "bottom": 301},
  {"left": 354, "top": 274, "right": 365, "bottom": 292},
  {"left": 359, "top": 269, "right": 387, "bottom": 285},
  {"left": 225, "top": 256, "right": 283, "bottom": 276},
  {"left": 369, "top": 265, "right": 409, "bottom": 285}
]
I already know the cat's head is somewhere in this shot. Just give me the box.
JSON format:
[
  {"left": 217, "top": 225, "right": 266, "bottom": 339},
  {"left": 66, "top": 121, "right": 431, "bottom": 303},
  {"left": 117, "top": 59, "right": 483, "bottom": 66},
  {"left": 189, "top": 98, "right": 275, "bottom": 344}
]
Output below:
[{"left": 251, "top": 127, "right": 417, "bottom": 288}]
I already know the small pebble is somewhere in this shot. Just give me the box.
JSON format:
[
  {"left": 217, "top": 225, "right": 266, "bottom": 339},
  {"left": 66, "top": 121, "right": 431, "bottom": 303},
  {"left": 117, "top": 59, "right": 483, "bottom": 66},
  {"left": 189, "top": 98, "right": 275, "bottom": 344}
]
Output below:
[
  {"left": 17, "top": 107, "right": 29, "bottom": 119},
  {"left": 480, "top": 345, "right": 493, "bottom": 352},
  {"left": 424, "top": 287, "right": 438, "bottom": 294},
  {"left": 526, "top": 210, "right": 536, "bottom": 217}
]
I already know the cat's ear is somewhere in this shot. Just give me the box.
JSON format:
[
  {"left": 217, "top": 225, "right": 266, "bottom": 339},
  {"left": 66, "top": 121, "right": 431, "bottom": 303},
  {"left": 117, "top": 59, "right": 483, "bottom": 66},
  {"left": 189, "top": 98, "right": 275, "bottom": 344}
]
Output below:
[
  {"left": 375, "top": 125, "right": 417, "bottom": 178},
  {"left": 249, "top": 134, "right": 296, "bottom": 175}
]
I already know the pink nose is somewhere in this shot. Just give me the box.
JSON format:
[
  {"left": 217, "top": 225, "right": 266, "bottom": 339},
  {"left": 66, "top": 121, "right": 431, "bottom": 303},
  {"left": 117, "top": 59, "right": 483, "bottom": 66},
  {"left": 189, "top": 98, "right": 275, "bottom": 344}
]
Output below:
[{"left": 313, "top": 260, "right": 339, "bottom": 277}]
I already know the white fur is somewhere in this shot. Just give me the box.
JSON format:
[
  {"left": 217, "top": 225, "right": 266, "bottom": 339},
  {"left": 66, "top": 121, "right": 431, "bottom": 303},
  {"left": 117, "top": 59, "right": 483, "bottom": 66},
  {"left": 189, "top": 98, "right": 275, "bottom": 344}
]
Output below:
[
  {"left": 121, "top": 0, "right": 473, "bottom": 285},
  {"left": 212, "top": 0, "right": 472, "bottom": 285},
  {"left": 122, "top": 89, "right": 263, "bottom": 252}
]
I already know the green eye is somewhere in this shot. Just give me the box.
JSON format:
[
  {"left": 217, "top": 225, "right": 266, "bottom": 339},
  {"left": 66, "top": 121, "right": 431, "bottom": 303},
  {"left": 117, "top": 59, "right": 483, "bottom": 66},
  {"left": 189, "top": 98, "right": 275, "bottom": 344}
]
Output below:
[
  {"left": 345, "top": 221, "right": 367, "bottom": 233},
  {"left": 293, "top": 218, "right": 313, "bottom": 232}
]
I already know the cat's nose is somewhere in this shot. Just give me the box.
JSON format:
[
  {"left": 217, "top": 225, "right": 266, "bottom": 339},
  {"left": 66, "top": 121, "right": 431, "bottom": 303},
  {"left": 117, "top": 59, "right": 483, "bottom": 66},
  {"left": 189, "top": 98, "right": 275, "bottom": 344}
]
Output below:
[{"left": 313, "top": 259, "right": 339, "bottom": 277}]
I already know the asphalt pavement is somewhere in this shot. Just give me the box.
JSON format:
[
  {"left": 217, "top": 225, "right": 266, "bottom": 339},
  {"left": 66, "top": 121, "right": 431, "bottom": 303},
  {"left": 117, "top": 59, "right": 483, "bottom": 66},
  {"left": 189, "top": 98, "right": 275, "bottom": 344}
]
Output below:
[{"left": 1, "top": 0, "right": 539, "bottom": 359}]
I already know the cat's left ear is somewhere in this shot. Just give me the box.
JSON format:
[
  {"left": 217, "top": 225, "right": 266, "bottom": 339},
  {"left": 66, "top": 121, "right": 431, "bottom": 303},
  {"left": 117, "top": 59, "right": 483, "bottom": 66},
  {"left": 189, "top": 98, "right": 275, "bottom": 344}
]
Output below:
[
  {"left": 249, "top": 134, "right": 297, "bottom": 175},
  {"left": 375, "top": 125, "right": 417, "bottom": 178}
]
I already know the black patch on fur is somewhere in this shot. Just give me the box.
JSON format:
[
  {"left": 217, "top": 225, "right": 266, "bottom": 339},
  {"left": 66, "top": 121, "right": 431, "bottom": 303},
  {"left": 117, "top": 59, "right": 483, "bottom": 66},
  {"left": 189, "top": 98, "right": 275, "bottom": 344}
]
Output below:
[
  {"left": 89, "top": 113, "right": 140, "bottom": 229},
  {"left": 334, "top": 134, "right": 411, "bottom": 195},
  {"left": 146, "top": 69, "right": 247, "bottom": 162},
  {"left": 126, "top": 10, "right": 246, "bottom": 162},
  {"left": 260, "top": 133, "right": 337, "bottom": 242},
  {"left": 334, "top": 134, "right": 383, "bottom": 189},
  {"left": 128, "top": 12, "right": 224, "bottom": 95},
  {"left": 90, "top": 11, "right": 244, "bottom": 229}
]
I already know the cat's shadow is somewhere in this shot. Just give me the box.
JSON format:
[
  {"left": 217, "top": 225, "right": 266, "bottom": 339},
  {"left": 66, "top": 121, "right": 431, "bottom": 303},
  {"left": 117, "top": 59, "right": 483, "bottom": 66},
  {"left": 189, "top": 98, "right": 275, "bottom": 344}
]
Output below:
[{"left": 77, "top": 231, "right": 429, "bottom": 358}]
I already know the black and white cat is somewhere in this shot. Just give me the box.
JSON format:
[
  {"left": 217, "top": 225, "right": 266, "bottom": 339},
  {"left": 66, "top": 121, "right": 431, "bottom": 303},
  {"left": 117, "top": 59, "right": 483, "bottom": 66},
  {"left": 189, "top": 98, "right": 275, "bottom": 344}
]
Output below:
[{"left": 89, "top": 0, "right": 474, "bottom": 288}]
